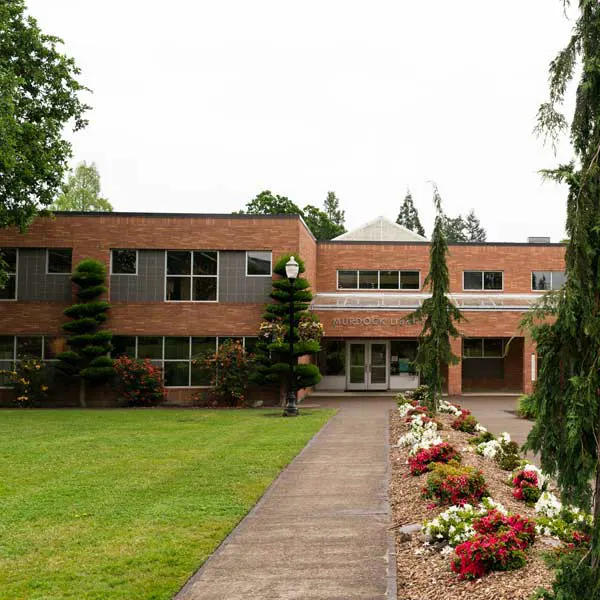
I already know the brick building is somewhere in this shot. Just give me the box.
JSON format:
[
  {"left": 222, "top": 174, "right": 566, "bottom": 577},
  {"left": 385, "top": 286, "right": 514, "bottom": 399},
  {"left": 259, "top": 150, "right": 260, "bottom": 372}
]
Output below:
[{"left": 0, "top": 212, "right": 565, "bottom": 403}]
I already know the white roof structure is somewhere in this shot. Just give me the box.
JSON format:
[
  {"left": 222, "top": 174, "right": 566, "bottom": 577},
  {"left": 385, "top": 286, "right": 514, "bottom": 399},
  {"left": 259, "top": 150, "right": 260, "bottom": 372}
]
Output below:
[{"left": 332, "top": 216, "right": 427, "bottom": 242}]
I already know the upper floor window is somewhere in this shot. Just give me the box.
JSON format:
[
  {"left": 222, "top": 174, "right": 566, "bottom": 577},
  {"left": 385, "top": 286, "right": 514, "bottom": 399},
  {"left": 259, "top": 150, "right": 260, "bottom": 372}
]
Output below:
[
  {"left": 112, "top": 249, "right": 137, "bottom": 275},
  {"left": 0, "top": 249, "right": 17, "bottom": 300},
  {"left": 337, "top": 269, "right": 420, "bottom": 290},
  {"left": 246, "top": 251, "right": 272, "bottom": 276},
  {"left": 532, "top": 271, "right": 565, "bottom": 291},
  {"left": 165, "top": 250, "right": 218, "bottom": 302},
  {"left": 47, "top": 249, "right": 72, "bottom": 274},
  {"left": 463, "top": 270, "right": 503, "bottom": 291}
]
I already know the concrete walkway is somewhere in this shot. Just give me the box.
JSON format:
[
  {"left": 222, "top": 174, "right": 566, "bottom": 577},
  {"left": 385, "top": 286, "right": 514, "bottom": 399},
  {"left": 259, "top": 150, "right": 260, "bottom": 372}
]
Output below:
[{"left": 176, "top": 397, "right": 396, "bottom": 600}]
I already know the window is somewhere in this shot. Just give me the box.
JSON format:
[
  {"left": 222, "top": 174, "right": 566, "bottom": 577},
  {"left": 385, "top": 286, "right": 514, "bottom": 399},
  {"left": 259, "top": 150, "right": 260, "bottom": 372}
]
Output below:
[
  {"left": 246, "top": 251, "right": 272, "bottom": 276},
  {"left": 112, "top": 250, "right": 137, "bottom": 275},
  {"left": 0, "top": 335, "right": 62, "bottom": 386},
  {"left": 532, "top": 271, "right": 565, "bottom": 291},
  {"left": 111, "top": 336, "right": 136, "bottom": 358},
  {"left": 463, "top": 338, "right": 505, "bottom": 358},
  {"left": 336, "top": 270, "right": 421, "bottom": 290},
  {"left": 390, "top": 340, "right": 418, "bottom": 375},
  {"left": 317, "top": 341, "right": 346, "bottom": 376},
  {"left": 47, "top": 249, "right": 72, "bottom": 274},
  {"left": 0, "top": 249, "right": 17, "bottom": 300},
  {"left": 463, "top": 270, "right": 503, "bottom": 291},
  {"left": 165, "top": 250, "right": 218, "bottom": 301}
]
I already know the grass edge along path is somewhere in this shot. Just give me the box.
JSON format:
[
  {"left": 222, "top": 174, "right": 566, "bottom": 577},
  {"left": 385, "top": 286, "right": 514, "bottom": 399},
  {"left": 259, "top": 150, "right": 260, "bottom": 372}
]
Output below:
[{"left": 0, "top": 408, "right": 334, "bottom": 600}]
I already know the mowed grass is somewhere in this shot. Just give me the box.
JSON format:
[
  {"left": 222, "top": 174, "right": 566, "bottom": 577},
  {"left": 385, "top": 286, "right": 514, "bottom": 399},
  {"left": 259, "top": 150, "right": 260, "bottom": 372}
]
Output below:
[{"left": 0, "top": 408, "right": 334, "bottom": 600}]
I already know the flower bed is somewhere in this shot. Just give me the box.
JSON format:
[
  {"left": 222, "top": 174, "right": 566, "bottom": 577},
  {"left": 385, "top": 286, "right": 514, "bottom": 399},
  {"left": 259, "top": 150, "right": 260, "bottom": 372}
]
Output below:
[{"left": 408, "top": 442, "right": 459, "bottom": 476}]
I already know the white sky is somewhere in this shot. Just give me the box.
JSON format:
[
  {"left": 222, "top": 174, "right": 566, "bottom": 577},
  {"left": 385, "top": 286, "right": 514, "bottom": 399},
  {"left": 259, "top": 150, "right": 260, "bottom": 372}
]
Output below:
[{"left": 27, "top": 1, "right": 579, "bottom": 241}]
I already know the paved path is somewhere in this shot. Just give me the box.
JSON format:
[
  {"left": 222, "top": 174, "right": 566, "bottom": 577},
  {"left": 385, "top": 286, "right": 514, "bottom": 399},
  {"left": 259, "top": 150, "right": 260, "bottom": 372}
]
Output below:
[{"left": 176, "top": 397, "right": 396, "bottom": 600}]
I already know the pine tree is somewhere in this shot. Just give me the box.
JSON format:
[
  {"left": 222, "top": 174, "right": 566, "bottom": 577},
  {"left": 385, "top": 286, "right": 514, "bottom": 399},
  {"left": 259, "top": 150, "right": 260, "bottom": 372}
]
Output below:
[
  {"left": 441, "top": 214, "right": 467, "bottom": 242},
  {"left": 464, "top": 210, "right": 487, "bottom": 242},
  {"left": 523, "top": 0, "right": 600, "bottom": 582},
  {"left": 251, "top": 254, "right": 322, "bottom": 402},
  {"left": 57, "top": 259, "right": 113, "bottom": 407},
  {"left": 323, "top": 191, "right": 346, "bottom": 232},
  {"left": 407, "top": 185, "right": 464, "bottom": 412},
  {"left": 396, "top": 189, "right": 425, "bottom": 236}
]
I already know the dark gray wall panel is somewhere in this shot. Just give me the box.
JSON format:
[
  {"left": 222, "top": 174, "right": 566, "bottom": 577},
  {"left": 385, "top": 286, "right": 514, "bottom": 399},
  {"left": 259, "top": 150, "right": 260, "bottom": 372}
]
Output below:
[
  {"left": 18, "top": 248, "right": 72, "bottom": 302},
  {"left": 219, "top": 251, "right": 272, "bottom": 303},
  {"left": 110, "top": 250, "right": 165, "bottom": 302}
]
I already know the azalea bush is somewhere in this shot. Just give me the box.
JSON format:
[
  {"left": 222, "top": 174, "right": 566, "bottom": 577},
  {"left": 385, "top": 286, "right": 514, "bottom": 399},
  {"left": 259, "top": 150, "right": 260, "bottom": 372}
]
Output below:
[
  {"left": 1, "top": 358, "right": 51, "bottom": 407},
  {"left": 114, "top": 355, "right": 165, "bottom": 406},
  {"left": 535, "top": 491, "right": 593, "bottom": 544},
  {"left": 476, "top": 432, "right": 510, "bottom": 460},
  {"left": 396, "top": 392, "right": 410, "bottom": 406},
  {"left": 438, "top": 399, "right": 462, "bottom": 416},
  {"left": 451, "top": 510, "right": 536, "bottom": 580},
  {"left": 451, "top": 411, "right": 478, "bottom": 434},
  {"left": 469, "top": 430, "right": 496, "bottom": 446},
  {"left": 494, "top": 434, "right": 522, "bottom": 471},
  {"left": 408, "top": 442, "right": 460, "bottom": 476},
  {"left": 422, "top": 463, "right": 489, "bottom": 506},
  {"left": 398, "top": 414, "right": 442, "bottom": 455},
  {"left": 512, "top": 469, "right": 542, "bottom": 504},
  {"left": 423, "top": 498, "right": 507, "bottom": 547}
]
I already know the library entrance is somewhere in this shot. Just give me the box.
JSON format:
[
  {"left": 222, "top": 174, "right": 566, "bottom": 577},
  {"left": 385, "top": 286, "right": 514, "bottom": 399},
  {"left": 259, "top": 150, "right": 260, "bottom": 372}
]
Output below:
[{"left": 347, "top": 341, "right": 389, "bottom": 391}]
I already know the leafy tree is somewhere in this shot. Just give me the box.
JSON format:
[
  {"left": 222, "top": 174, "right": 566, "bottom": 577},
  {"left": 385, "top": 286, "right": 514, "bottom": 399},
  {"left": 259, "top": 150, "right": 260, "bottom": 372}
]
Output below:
[
  {"left": 243, "top": 190, "right": 303, "bottom": 215},
  {"left": 441, "top": 215, "right": 468, "bottom": 242},
  {"left": 57, "top": 259, "right": 113, "bottom": 407},
  {"left": 323, "top": 191, "right": 346, "bottom": 232},
  {"left": 251, "top": 254, "right": 322, "bottom": 402},
  {"left": 51, "top": 162, "right": 112, "bottom": 212},
  {"left": 522, "top": 0, "right": 600, "bottom": 583},
  {"left": 303, "top": 204, "right": 345, "bottom": 240},
  {"left": 396, "top": 189, "right": 425, "bottom": 236},
  {"left": 464, "top": 210, "right": 487, "bottom": 242},
  {"left": 407, "top": 185, "right": 464, "bottom": 412},
  {"left": 0, "top": 0, "right": 89, "bottom": 231}
]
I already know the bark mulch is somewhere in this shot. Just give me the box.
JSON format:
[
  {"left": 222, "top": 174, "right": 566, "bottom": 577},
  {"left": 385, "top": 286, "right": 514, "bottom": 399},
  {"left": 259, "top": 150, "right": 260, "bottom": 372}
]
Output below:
[{"left": 389, "top": 409, "right": 554, "bottom": 600}]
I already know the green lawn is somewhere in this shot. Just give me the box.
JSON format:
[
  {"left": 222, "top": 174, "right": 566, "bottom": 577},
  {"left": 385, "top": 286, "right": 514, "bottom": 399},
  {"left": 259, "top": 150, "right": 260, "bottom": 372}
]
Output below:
[{"left": 0, "top": 408, "right": 333, "bottom": 600}]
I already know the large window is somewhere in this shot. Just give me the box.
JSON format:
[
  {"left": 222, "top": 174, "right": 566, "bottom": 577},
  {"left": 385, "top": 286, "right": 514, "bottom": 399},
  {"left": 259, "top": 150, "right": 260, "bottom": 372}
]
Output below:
[
  {"left": 390, "top": 340, "right": 418, "bottom": 375},
  {"left": 0, "top": 249, "right": 17, "bottom": 300},
  {"left": 532, "top": 271, "right": 565, "bottom": 291},
  {"left": 246, "top": 251, "right": 272, "bottom": 276},
  {"left": 111, "top": 249, "right": 137, "bottom": 275},
  {"left": 463, "top": 271, "right": 503, "bottom": 291},
  {"left": 0, "top": 335, "right": 62, "bottom": 386},
  {"left": 110, "top": 335, "right": 256, "bottom": 387},
  {"left": 463, "top": 338, "right": 505, "bottom": 358},
  {"left": 47, "top": 249, "right": 72, "bottom": 274},
  {"left": 165, "top": 251, "right": 218, "bottom": 302},
  {"left": 337, "top": 270, "right": 420, "bottom": 290},
  {"left": 317, "top": 340, "right": 346, "bottom": 376}
]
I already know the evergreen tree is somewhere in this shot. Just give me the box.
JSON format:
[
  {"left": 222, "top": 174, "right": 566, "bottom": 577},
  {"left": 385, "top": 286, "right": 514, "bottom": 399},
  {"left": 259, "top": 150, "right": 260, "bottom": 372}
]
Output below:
[
  {"left": 441, "top": 214, "right": 468, "bottom": 242},
  {"left": 52, "top": 162, "right": 113, "bottom": 212},
  {"left": 523, "top": 0, "right": 600, "bottom": 582},
  {"left": 464, "top": 210, "right": 487, "bottom": 242},
  {"left": 57, "top": 259, "right": 113, "bottom": 407},
  {"left": 396, "top": 189, "right": 425, "bottom": 236},
  {"left": 251, "top": 254, "right": 322, "bottom": 402},
  {"left": 303, "top": 204, "right": 345, "bottom": 240},
  {"left": 407, "top": 185, "right": 464, "bottom": 412},
  {"left": 323, "top": 191, "right": 346, "bottom": 232}
]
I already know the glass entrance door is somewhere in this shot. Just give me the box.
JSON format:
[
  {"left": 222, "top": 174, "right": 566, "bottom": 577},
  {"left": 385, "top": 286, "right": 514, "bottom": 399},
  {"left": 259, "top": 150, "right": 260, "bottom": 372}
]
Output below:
[{"left": 346, "top": 341, "right": 389, "bottom": 391}]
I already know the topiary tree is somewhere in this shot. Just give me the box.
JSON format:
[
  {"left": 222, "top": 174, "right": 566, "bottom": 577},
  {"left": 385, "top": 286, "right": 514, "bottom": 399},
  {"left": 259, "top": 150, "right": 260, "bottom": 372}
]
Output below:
[
  {"left": 407, "top": 184, "right": 464, "bottom": 412},
  {"left": 251, "top": 254, "right": 322, "bottom": 403},
  {"left": 57, "top": 259, "right": 113, "bottom": 407}
]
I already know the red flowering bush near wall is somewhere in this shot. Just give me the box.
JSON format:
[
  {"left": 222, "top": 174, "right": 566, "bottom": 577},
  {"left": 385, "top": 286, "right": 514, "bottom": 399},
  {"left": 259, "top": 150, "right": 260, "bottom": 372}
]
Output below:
[
  {"left": 408, "top": 442, "right": 460, "bottom": 476},
  {"left": 422, "top": 463, "right": 489, "bottom": 506},
  {"left": 451, "top": 510, "right": 536, "bottom": 580},
  {"left": 451, "top": 412, "right": 478, "bottom": 434},
  {"left": 114, "top": 355, "right": 166, "bottom": 406},
  {"left": 512, "top": 470, "right": 542, "bottom": 504}
]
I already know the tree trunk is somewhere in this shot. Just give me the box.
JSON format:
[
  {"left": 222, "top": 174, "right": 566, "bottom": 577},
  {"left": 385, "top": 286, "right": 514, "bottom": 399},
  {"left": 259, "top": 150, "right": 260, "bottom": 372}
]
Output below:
[
  {"left": 593, "top": 436, "right": 600, "bottom": 569},
  {"left": 79, "top": 378, "right": 87, "bottom": 408}
]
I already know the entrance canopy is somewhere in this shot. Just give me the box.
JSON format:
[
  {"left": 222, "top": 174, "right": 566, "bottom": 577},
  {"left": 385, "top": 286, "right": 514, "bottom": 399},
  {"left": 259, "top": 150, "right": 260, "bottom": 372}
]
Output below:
[{"left": 311, "top": 293, "right": 544, "bottom": 311}]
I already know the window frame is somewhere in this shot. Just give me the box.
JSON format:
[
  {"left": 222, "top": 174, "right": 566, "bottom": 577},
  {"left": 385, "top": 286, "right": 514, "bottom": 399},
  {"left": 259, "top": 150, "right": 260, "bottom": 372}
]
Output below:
[
  {"left": 336, "top": 269, "right": 421, "bottom": 291},
  {"left": 462, "top": 270, "right": 504, "bottom": 292},
  {"left": 0, "top": 248, "right": 18, "bottom": 301},
  {"left": 462, "top": 337, "right": 506, "bottom": 359},
  {"left": 531, "top": 270, "right": 565, "bottom": 292},
  {"left": 0, "top": 335, "right": 60, "bottom": 388},
  {"left": 110, "top": 249, "right": 139, "bottom": 276},
  {"left": 164, "top": 250, "right": 219, "bottom": 303},
  {"left": 46, "top": 248, "right": 72, "bottom": 275},
  {"left": 245, "top": 251, "right": 272, "bottom": 277}
]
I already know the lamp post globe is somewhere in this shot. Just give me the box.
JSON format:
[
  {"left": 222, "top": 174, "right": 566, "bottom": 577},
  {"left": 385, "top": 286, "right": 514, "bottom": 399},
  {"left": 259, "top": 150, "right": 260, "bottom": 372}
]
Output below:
[{"left": 284, "top": 256, "right": 299, "bottom": 417}]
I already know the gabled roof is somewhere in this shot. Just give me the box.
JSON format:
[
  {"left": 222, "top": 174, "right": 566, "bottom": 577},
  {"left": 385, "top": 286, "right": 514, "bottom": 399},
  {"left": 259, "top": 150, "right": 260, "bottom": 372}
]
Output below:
[{"left": 332, "top": 216, "right": 428, "bottom": 242}]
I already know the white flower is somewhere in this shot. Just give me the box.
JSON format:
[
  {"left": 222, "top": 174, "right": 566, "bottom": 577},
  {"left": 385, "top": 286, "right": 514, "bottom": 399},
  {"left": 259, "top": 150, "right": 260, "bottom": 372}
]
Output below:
[
  {"left": 498, "top": 432, "right": 511, "bottom": 444},
  {"left": 398, "top": 403, "right": 413, "bottom": 418},
  {"left": 475, "top": 423, "right": 487, "bottom": 433},
  {"left": 535, "top": 491, "right": 562, "bottom": 518},
  {"left": 441, "top": 545, "right": 453, "bottom": 556},
  {"left": 476, "top": 439, "right": 501, "bottom": 459}
]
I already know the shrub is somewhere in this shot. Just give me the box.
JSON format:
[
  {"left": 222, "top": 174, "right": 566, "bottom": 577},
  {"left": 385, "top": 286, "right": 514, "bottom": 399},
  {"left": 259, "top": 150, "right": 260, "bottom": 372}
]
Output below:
[
  {"left": 396, "top": 392, "right": 410, "bottom": 406},
  {"left": 494, "top": 435, "right": 522, "bottom": 471},
  {"left": 438, "top": 399, "right": 463, "bottom": 416},
  {"left": 517, "top": 394, "right": 537, "bottom": 419},
  {"left": 422, "top": 463, "right": 489, "bottom": 506},
  {"left": 512, "top": 469, "right": 542, "bottom": 504},
  {"left": 1, "top": 358, "right": 51, "bottom": 407},
  {"left": 533, "top": 549, "right": 598, "bottom": 600},
  {"left": 398, "top": 414, "right": 442, "bottom": 455},
  {"left": 451, "top": 413, "right": 478, "bottom": 434},
  {"left": 469, "top": 430, "right": 496, "bottom": 445},
  {"left": 451, "top": 510, "right": 536, "bottom": 580},
  {"left": 535, "top": 492, "right": 593, "bottom": 544},
  {"left": 407, "top": 385, "right": 429, "bottom": 404},
  {"left": 114, "top": 356, "right": 165, "bottom": 406},
  {"left": 408, "top": 442, "right": 460, "bottom": 476},
  {"left": 195, "top": 339, "right": 255, "bottom": 407}
]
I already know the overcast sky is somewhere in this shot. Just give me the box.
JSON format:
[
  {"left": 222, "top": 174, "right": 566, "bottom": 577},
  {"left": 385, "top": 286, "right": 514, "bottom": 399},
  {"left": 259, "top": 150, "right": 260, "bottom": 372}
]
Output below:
[{"left": 28, "top": 1, "right": 578, "bottom": 242}]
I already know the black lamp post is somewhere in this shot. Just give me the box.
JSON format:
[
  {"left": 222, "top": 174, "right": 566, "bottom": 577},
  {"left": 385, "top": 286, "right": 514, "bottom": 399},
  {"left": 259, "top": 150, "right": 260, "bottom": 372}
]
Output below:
[{"left": 283, "top": 256, "right": 299, "bottom": 417}]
